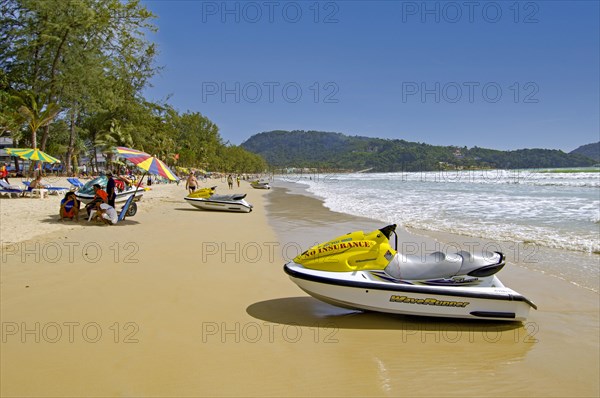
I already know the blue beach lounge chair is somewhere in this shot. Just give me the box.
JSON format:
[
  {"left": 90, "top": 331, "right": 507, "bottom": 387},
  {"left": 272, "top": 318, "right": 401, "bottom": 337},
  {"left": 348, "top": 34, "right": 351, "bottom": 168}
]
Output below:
[
  {"left": 67, "top": 177, "right": 85, "bottom": 190},
  {"left": 0, "top": 180, "right": 25, "bottom": 198},
  {"left": 22, "top": 180, "right": 68, "bottom": 195},
  {"left": 20, "top": 181, "right": 48, "bottom": 198}
]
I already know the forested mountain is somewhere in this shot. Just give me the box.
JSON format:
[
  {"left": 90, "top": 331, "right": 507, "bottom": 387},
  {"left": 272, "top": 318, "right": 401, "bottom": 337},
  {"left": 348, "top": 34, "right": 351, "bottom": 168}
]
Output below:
[
  {"left": 241, "top": 130, "right": 597, "bottom": 171},
  {"left": 570, "top": 142, "right": 600, "bottom": 161}
]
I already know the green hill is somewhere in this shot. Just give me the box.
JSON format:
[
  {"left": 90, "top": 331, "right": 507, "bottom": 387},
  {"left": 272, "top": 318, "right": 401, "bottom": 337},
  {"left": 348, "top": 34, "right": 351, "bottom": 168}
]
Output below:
[
  {"left": 570, "top": 142, "right": 600, "bottom": 161},
  {"left": 241, "top": 130, "right": 597, "bottom": 171}
]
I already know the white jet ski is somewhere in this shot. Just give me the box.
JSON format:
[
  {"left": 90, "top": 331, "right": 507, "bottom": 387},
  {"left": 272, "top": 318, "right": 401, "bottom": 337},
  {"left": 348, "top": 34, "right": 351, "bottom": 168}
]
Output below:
[
  {"left": 184, "top": 193, "right": 253, "bottom": 213},
  {"left": 284, "top": 224, "right": 537, "bottom": 321},
  {"left": 250, "top": 179, "right": 271, "bottom": 189}
]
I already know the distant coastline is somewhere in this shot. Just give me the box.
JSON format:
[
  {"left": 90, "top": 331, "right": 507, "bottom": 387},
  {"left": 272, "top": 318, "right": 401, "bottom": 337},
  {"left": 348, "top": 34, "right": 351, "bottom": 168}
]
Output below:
[{"left": 242, "top": 130, "right": 598, "bottom": 172}]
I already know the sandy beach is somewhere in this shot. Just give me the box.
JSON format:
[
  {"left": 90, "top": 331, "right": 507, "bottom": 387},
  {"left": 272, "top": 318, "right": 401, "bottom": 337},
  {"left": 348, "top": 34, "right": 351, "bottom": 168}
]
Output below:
[
  {"left": 0, "top": 177, "right": 181, "bottom": 246},
  {"left": 1, "top": 179, "right": 599, "bottom": 397}
]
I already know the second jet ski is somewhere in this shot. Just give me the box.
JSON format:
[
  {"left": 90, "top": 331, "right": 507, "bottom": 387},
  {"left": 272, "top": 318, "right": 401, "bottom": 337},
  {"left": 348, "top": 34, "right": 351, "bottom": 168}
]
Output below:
[{"left": 184, "top": 187, "right": 252, "bottom": 213}]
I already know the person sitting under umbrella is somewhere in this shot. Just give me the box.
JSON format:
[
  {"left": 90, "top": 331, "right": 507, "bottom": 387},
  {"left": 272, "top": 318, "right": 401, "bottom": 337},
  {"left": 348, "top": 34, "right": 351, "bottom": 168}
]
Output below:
[
  {"left": 85, "top": 184, "right": 108, "bottom": 216},
  {"left": 88, "top": 202, "right": 118, "bottom": 225}
]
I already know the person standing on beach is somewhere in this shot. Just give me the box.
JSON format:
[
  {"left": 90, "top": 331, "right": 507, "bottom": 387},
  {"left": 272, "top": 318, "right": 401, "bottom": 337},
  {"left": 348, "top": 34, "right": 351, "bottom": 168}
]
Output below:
[
  {"left": 236, "top": 175, "right": 240, "bottom": 187},
  {"left": 106, "top": 171, "right": 116, "bottom": 208},
  {"left": 227, "top": 174, "right": 233, "bottom": 189},
  {"left": 186, "top": 172, "right": 198, "bottom": 193}
]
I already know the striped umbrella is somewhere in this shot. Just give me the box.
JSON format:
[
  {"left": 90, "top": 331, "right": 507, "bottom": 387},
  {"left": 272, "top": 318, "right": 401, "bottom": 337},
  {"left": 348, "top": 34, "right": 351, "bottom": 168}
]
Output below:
[
  {"left": 113, "top": 146, "right": 151, "bottom": 164},
  {"left": 114, "top": 146, "right": 179, "bottom": 181},
  {"left": 5, "top": 148, "right": 61, "bottom": 164},
  {"left": 135, "top": 157, "right": 179, "bottom": 181}
]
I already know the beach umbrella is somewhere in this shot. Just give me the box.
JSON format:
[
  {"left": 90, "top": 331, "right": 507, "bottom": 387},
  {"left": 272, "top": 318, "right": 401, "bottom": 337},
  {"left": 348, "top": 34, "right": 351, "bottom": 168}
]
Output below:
[
  {"left": 113, "top": 146, "right": 151, "bottom": 164},
  {"left": 5, "top": 147, "right": 61, "bottom": 164},
  {"left": 133, "top": 156, "right": 179, "bottom": 181},
  {"left": 112, "top": 147, "right": 179, "bottom": 220},
  {"left": 114, "top": 146, "right": 180, "bottom": 181}
]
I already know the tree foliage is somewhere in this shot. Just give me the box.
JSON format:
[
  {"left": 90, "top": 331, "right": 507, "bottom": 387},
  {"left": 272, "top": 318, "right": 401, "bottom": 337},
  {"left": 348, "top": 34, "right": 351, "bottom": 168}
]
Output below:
[
  {"left": 0, "top": 0, "right": 265, "bottom": 174},
  {"left": 570, "top": 142, "right": 600, "bottom": 162}
]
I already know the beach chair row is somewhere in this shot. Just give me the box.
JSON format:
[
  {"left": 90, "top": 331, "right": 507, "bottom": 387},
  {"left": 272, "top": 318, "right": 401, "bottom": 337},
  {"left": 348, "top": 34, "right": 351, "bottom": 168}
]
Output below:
[{"left": 0, "top": 180, "right": 69, "bottom": 198}]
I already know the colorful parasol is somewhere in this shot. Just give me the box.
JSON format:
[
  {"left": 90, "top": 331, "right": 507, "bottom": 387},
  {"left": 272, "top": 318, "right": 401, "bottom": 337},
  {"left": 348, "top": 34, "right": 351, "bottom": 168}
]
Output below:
[
  {"left": 134, "top": 156, "right": 179, "bottom": 181},
  {"left": 5, "top": 147, "right": 61, "bottom": 164},
  {"left": 113, "top": 146, "right": 150, "bottom": 162},
  {"left": 114, "top": 146, "right": 179, "bottom": 181}
]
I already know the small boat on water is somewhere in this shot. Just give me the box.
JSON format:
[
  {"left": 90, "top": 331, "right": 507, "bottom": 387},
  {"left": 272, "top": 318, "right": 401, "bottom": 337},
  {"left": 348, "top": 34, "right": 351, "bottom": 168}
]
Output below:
[
  {"left": 250, "top": 179, "right": 271, "bottom": 189},
  {"left": 184, "top": 193, "right": 253, "bottom": 213},
  {"left": 284, "top": 224, "right": 537, "bottom": 321}
]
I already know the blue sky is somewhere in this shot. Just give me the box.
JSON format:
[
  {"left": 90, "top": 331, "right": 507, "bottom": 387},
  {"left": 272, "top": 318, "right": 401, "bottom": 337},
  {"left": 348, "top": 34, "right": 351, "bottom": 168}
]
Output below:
[{"left": 142, "top": 0, "right": 599, "bottom": 151}]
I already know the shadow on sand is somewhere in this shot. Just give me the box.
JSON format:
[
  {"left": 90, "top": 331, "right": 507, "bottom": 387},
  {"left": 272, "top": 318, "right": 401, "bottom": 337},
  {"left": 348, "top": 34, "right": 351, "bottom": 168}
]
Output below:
[
  {"left": 246, "top": 296, "right": 523, "bottom": 332},
  {"left": 174, "top": 207, "right": 203, "bottom": 212},
  {"left": 39, "top": 215, "right": 140, "bottom": 226}
]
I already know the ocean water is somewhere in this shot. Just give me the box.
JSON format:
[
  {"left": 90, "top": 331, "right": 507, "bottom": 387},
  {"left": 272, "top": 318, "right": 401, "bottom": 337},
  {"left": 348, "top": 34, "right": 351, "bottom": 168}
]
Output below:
[{"left": 277, "top": 169, "right": 600, "bottom": 254}]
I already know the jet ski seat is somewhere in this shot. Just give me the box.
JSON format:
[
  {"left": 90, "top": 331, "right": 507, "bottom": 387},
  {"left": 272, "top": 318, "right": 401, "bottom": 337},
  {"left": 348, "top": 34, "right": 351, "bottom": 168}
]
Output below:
[{"left": 384, "top": 251, "right": 505, "bottom": 280}]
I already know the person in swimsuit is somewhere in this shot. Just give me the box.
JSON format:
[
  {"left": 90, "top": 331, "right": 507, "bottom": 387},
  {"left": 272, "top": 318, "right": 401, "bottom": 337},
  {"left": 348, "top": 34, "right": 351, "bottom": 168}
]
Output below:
[
  {"left": 29, "top": 176, "right": 47, "bottom": 190},
  {"left": 186, "top": 172, "right": 198, "bottom": 193}
]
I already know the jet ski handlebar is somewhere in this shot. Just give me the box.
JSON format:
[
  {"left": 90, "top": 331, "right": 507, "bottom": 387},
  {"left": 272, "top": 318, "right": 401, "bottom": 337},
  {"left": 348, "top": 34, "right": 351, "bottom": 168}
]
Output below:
[
  {"left": 379, "top": 224, "right": 398, "bottom": 250},
  {"left": 379, "top": 224, "right": 396, "bottom": 238}
]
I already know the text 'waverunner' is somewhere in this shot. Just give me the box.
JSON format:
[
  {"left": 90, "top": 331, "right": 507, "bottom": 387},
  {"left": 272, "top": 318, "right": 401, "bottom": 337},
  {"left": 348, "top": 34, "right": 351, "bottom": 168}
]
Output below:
[{"left": 284, "top": 225, "right": 537, "bottom": 321}]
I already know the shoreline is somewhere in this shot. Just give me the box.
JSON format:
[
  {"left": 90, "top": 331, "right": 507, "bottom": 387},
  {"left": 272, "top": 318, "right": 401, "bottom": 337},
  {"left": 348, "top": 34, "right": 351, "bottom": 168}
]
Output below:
[
  {"left": 276, "top": 171, "right": 600, "bottom": 255},
  {"left": 266, "top": 184, "right": 599, "bottom": 397},
  {"left": 272, "top": 179, "right": 600, "bottom": 293}
]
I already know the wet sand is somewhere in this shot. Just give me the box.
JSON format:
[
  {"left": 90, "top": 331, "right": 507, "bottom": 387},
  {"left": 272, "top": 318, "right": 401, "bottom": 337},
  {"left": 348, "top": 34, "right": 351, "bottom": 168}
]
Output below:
[
  {"left": 0, "top": 180, "right": 598, "bottom": 397},
  {"left": 267, "top": 186, "right": 600, "bottom": 397}
]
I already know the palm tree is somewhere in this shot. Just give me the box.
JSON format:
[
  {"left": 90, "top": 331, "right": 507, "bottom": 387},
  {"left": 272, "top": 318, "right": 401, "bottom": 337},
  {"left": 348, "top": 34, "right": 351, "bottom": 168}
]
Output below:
[
  {"left": 56, "top": 136, "right": 88, "bottom": 174},
  {"left": 149, "top": 135, "right": 176, "bottom": 164},
  {"left": 15, "top": 91, "right": 61, "bottom": 148},
  {"left": 95, "top": 120, "right": 133, "bottom": 170}
]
